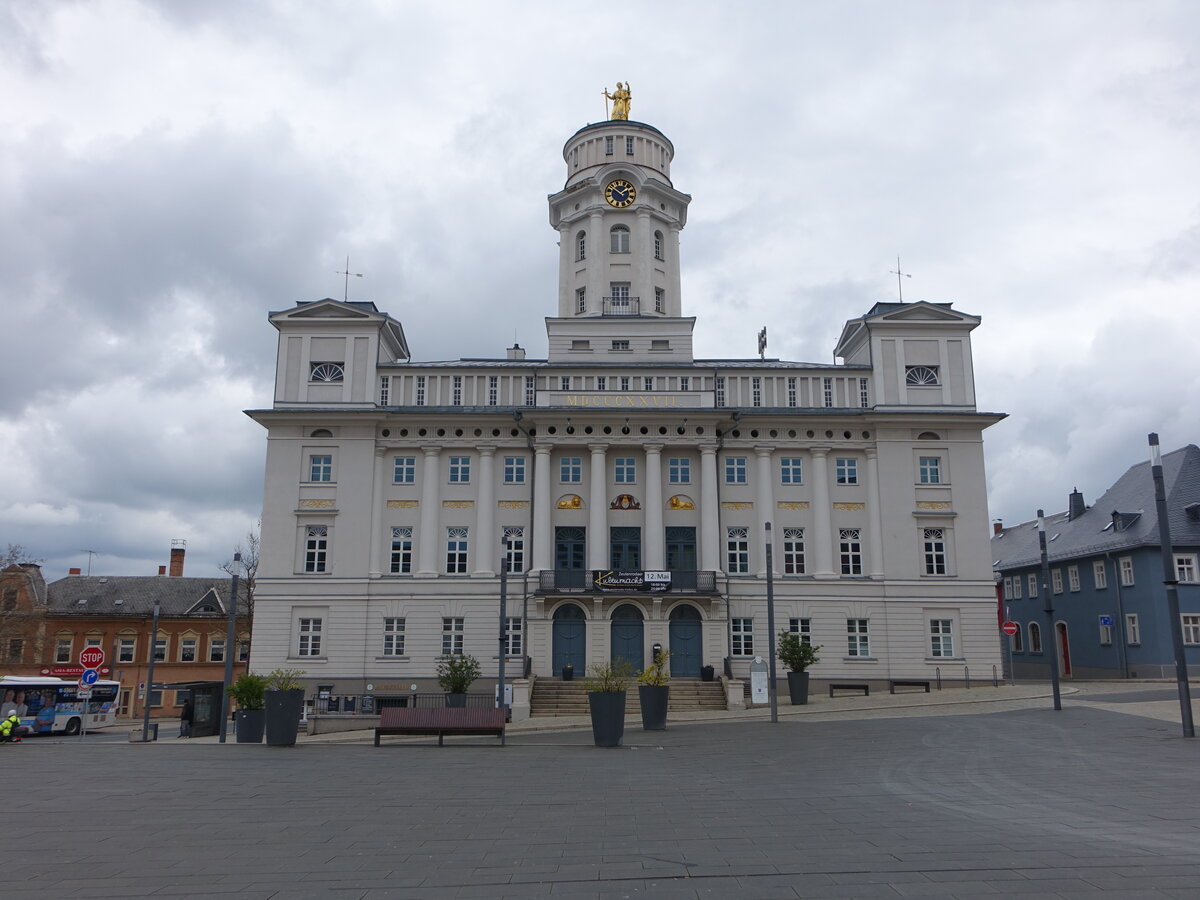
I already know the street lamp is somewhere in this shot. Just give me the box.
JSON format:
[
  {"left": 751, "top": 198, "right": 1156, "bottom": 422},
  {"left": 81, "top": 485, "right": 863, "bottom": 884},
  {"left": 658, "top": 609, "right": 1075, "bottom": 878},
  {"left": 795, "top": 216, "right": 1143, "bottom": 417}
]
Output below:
[
  {"left": 219, "top": 552, "right": 240, "bottom": 744},
  {"left": 1037, "top": 509, "right": 1062, "bottom": 711},
  {"left": 497, "top": 536, "right": 509, "bottom": 718}
]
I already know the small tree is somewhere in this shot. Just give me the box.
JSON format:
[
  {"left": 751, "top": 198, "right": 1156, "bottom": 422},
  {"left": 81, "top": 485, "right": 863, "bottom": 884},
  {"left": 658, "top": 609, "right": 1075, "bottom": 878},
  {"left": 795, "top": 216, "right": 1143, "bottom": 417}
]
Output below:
[
  {"left": 436, "top": 655, "right": 481, "bottom": 694},
  {"left": 584, "top": 660, "right": 635, "bottom": 693},
  {"left": 220, "top": 525, "right": 259, "bottom": 628},
  {"left": 777, "top": 632, "right": 821, "bottom": 673},
  {"left": 637, "top": 651, "right": 671, "bottom": 686},
  {"left": 265, "top": 668, "right": 306, "bottom": 691},
  {"left": 227, "top": 673, "right": 268, "bottom": 710}
]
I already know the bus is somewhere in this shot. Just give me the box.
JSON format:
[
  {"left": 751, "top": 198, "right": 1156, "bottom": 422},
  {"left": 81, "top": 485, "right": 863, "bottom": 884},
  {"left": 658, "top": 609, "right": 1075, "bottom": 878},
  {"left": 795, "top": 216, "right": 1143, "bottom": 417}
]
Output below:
[{"left": 0, "top": 676, "right": 121, "bottom": 736}]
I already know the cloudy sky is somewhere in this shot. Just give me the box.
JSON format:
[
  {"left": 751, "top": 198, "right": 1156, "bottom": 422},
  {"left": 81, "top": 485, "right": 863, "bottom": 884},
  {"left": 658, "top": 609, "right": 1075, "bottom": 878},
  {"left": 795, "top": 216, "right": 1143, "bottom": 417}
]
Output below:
[{"left": 2, "top": 0, "right": 1198, "bottom": 582}]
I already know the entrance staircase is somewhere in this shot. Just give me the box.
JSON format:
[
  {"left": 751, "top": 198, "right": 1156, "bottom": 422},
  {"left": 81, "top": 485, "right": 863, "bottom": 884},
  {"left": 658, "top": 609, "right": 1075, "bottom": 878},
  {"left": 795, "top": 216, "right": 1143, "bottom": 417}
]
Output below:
[{"left": 530, "top": 678, "right": 726, "bottom": 717}]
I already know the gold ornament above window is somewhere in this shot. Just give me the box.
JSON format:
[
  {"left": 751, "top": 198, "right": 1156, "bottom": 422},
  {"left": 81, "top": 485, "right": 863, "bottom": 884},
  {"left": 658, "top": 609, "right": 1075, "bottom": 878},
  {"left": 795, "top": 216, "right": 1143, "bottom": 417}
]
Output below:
[{"left": 557, "top": 494, "right": 583, "bottom": 509}]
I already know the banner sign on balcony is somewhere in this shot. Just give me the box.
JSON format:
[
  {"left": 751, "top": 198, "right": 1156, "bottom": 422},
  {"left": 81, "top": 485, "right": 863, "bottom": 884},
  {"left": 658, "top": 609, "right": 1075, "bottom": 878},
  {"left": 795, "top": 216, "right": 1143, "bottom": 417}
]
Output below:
[{"left": 591, "top": 570, "right": 672, "bottom": 592}]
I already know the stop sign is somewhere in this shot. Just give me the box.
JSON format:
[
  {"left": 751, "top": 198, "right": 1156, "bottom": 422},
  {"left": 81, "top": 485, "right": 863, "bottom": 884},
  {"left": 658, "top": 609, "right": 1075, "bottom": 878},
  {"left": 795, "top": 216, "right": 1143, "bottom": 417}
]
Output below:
[
  {"left": 1001, "top": 621, "right": 1019, "bottom": 636},
  {"left": 79, "top": 646, "right": 105, "bottom": 668}
]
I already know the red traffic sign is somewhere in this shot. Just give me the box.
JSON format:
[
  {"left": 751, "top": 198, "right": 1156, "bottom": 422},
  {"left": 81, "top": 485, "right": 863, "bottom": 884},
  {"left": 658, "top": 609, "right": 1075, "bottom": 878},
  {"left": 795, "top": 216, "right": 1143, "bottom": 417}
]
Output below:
[
  {"left": 1001, "top": 621, "right": 1019, "bottom": 636},
  {"left": 79, "top": 647, "right": 105, "bottom": 668}
]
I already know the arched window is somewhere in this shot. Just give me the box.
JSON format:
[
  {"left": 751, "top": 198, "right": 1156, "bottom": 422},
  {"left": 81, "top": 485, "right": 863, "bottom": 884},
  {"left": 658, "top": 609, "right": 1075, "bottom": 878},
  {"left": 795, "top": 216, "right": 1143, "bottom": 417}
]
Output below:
[
  {"left": 654, "top": 231, "right": 664, "bottom": 260},
  {"left": 576, "top": 231, "right": 586, "bottom": 261},
  {"left": 1028, "top": 622, "right": 1042, "bottom": 653},
  {"left": 610, "top": 225, "right": 630, "bottom": 254}
]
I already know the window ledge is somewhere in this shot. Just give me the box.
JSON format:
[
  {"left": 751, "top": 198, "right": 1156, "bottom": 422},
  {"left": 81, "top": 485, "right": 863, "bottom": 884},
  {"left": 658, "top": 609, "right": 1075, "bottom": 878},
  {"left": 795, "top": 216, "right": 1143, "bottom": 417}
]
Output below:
[
  {"left": 374, "top": 656, "right": 410, "bottom": 662},
  {"left": 925, "top": 657, "right": 965, "bottom": 663},
  {"left": 842, "top": 657, "right": 878, "bottom": 663},
  {"left": 288, "top": 656, "right": 326, "bottom": 663}
]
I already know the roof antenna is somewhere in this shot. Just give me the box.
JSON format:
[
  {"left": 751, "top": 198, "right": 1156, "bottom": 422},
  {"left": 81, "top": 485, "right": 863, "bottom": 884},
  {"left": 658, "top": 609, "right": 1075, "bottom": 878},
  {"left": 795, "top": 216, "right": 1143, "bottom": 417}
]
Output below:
[
  {"left": 890, "top": 256, "right": 912, "bottom": 301},
  {"left": 335, "top": 256, "right": 363, "bottom": 302}
]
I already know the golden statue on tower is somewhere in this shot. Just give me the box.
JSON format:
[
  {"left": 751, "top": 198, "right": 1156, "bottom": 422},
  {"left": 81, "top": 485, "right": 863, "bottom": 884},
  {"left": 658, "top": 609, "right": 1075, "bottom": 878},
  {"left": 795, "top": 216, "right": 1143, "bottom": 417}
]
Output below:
[{"left": 604, "top": 82, "right": 632, "bottom": 120}]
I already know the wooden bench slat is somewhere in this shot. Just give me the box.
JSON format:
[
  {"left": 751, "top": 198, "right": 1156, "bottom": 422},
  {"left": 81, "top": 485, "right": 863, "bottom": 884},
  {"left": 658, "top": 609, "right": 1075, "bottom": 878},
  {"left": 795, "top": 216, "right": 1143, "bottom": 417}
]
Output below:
[{"left": 375, "top": 706, "right": 506, "bottom": 747}]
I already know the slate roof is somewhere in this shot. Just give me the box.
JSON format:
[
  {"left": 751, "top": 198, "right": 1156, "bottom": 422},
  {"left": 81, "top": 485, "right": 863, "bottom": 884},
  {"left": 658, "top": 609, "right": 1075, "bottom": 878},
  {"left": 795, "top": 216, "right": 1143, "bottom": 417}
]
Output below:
[
  {"left": 47, "top": 576, "right": 248, "bottom": 618},
  {"left": 992, "top": 445, "right": 1200, "bottom": 570}
]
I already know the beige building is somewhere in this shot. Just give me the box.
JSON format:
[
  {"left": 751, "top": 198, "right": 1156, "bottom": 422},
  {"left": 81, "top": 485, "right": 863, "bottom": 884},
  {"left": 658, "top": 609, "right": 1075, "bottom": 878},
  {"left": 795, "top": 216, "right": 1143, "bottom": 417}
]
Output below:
[{"left": 247, "top": 103, "right": 1005, "bottom": 716}]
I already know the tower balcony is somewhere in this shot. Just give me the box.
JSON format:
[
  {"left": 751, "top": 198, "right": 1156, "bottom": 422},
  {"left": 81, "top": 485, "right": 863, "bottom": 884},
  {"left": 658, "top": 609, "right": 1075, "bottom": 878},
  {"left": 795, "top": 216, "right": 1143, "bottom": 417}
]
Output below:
[{"left": 602, "top": 297, "right": 641, "bottom": 316}]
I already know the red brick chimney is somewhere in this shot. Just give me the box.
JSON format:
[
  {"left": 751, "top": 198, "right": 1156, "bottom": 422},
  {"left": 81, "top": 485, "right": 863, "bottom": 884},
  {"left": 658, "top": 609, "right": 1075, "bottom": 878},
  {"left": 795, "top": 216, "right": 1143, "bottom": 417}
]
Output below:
[
  {"left": 992, "top": 520, "right": 1004, "bottom": 535},
  {"left": 158, "top": 565, "right": 167, "bottom": 576},
  {"left": 68, "top": 567, "right": 82, "bottom": 576},
  {"left": 169, "top": 546, "right": 186, "bottom": 577}
]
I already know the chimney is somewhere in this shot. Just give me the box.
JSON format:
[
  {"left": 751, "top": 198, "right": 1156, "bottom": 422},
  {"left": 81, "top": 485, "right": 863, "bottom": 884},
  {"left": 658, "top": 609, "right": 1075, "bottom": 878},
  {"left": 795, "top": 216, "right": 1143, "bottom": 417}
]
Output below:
[
  {"left": 992, "top": 520, "right": 1003, "bottom": 536},
  {"left": 1068, "top": 487, "right": 1086, "bottom": 521},
  {"left": 158, "top": 565, "right": 167, "bottom": 576},
  {"left": 169, "top": 540, "right": 186, "bottom": 577},
  {"left": 506, "top": 343, "right": 526, "bottom": 360},
  {"left": 68, "top": 568, "right": 82, "bottom": 576}
]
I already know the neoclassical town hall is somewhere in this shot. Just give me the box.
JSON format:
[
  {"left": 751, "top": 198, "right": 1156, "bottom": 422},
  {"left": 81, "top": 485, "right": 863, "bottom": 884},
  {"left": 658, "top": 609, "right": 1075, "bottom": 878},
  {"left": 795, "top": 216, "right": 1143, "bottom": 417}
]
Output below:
[{"left": 248, "top": 96, "right": 1004, "bottom": 715}]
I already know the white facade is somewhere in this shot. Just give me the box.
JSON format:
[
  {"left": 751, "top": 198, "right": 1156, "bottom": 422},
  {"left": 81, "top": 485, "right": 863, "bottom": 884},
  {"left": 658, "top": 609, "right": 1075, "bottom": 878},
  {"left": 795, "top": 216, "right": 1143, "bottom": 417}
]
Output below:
[{"left": 248, "top": 112, "right": 1005, "bottom": 706}]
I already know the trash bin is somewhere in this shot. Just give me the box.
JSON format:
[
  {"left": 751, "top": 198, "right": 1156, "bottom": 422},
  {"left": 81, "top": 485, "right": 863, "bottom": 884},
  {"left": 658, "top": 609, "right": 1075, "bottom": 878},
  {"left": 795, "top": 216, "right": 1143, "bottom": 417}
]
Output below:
[
  {"left": 701, "top": 665, "right": 715, "bottom": 682},
  {"left": 129, "top": 723, "right": 159, "bottom": 742}
]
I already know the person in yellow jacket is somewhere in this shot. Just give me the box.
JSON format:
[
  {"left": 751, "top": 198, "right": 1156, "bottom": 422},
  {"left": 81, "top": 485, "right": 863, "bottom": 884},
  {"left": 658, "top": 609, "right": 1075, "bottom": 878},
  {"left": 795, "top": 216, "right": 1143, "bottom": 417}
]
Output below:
[{"left": 0, "top": 712, "right": 22, "bottom": 743}]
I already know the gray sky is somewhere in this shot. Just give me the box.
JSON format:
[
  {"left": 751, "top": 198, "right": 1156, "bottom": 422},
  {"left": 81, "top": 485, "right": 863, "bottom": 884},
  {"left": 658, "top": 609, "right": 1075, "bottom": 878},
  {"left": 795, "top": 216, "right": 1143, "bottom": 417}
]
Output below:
[{"left": 3, "top": 0, "right": 1198, "bottom": 581}]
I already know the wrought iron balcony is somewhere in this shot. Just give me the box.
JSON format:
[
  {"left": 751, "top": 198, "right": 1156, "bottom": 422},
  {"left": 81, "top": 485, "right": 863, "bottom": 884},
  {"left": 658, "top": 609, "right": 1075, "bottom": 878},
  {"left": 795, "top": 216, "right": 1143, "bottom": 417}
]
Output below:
[
  {"left": 602, "top": 297, "right": 641, "bottom": 316},
  {"left": 537, "top": 570, "right": 717, "bottom": 593}
]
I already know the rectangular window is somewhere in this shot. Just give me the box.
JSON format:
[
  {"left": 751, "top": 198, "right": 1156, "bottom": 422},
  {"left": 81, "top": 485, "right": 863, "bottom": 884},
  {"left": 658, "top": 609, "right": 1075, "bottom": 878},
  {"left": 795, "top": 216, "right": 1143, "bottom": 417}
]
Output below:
[
  {"left": 620, "top": 375, "right": 631, "bottom": 391},
  {"left": 1175, "top": 554, "right": 1197, "bottom": 583},
  {"left": 654, "top": 287, "right": 664, "bottom": 313},
  {"left": 725, "top": 456, "right": 747, "bottom": 484},
  {"left": 596, "top": 375, "right": 607, "bottom": 390},
  {"left": 1013, "top": 576, "right": 1022, "bottom": 599},
  {"left": 305, "top": 525, "right": 328, "bottom": 573},
  {"left": 612, "top": 339, "right": 630, "bottom": 351},
  {"left": 679, "top": 376, "right": 690, "bottom": 391},
  {"left": 930, "top": 619, "right": 954, "bottom": 657},
  {"left": 847, "top": 619, "right": 870, "bottom": 657},
  {"left": 560, "top": 375, "right": 570, "bottom": 391},
  {"left": 715, "top": 376, "right": 726, "bottom": 407},
  {"left": 577, "top": 231, "right": 586, "bottom": 260},
  {"left": 379, "top": 375, "right": 390, "bottom": 405},
  {"left": 503, "top": 526, "right": 525, "bottom": 573},
  {"left": 446, "top": 527, "right": 469, "bottom": 574},
  {"left": 643, "top": 375, "right": 654, "bottom": 391},
  {"left": 415, "top": 375, "right": 426, "bottom": 406},
  {"left": 180, "top": 638, "right": 197, "bottom": 662},
  {"left": 576, "top": 287, "right": 586, "bottom": 314},
  {"left": 625, "top": 135, "right": 634, "bottom": 155},
  {"left": 1183, "top": 615, "right": 1200, "bottom": 645},
  {"left": 209, "top": 638, "right": 225, "bottom": 663},
  {"left": 918, "top": 456, "right": 941, "bottom": 484},
  {"left": 2, "top": 638, "right": 21, "bottom": 663},
  {"left": 1002, "top": 577, "right": 1012, "bottom": 601},
  {"left": 55, "top": 638, "right": 72, "bottom": 663},
  {"left": 383, "top": 618, "right": 405, "bottom": 656},
  {"left": 452, "top": 375, "right": 463, "bottom": 406},
  {"left": 393, "top": 456, "right": 415, "bottom": 484},
  {"left": 859, "top": 378, "right": 870, "bottom": 408},
  {"left": 1052, "top": 569, "right": 1063, "bottom": 594},
  {"left": 1093, "top": 560, "right": 1108, "bottom": 589},
  {"left": 1099, "top": 620, "right": 1113, "bottom": 646},
  {"left": 1028, "top": 573, "right": 1038, "bottom": 598},
  {"left": 923, "top": 528, "right": 947, "bottom": 575},
  {"left": 524, "top": 375, "right": 535, "bottom": 406},
  {"left": 560, "top": 457, "right": 582, "bottom": 483},
  {"left": 1119, "top": 557, "right": 1134, "bottom": 586},
  {"left": 488, "top": 375, "right": 498, "bottom": 406},
  {"left": 789, "top": 618, "right": 812, "bottom": 645},
  {"left": 1125, "top": 613, "right": 1140, "bottom": 645},
  {"left": 751, "top": 377, "right": 762, "bottom": 407},
  {"left": 448, "top": 456, "right": 471, "bottom": 483},
  {"left": 238, "top": 640, "right": 249, "bottom": 662},
  {"left": 115, "top": 637, "right": 134, "bottom": 663},
  {"left": 835, "top": 458, "right": 858, "bottom": 484},
  {"left": 731, "top": 618, "right": 754, "bottom": 656},
  {"left": 1068, "top": 566, "right": 1080, "bottom": 592},
  {"left": 503, "top": 456, "right": 526, "bottom": 484},
  {"left": 442, "top": 617, "right": 464, "bottom": 655},
  {"left": 153, "top": 638, "right": 167, "bottom": 662},
  {"left": 727, "top": 527, "right": 749, "bottom": 574},
  {"left": 504, "top": 617, "right": 523, "bottom": 656},
  {"left": 614, "top": 457, "right": 636, "bottom": 484},
  {"left": 780, "top": 457, "right": 802, "bottom": 484},
  {"left": 668, "top": 457, "right": 690, "bottom": 484},
  {"left": 823, "top": 376, "right": 834, "bottom": 408},
  {"left": 297, "top": 618, "right": 322, "bottom": 657},
  {"left": 605, "top": 135, "right": 614, "bottom": 155},
  {"left": 786, "top": 376, "right": 797, "bottom": 408},
  {"left": 390, "top": 527, "right": 413, "bottom": 574},
  {"left": 839, "top": 528, "right": 863, "bottom": 575},
  {"left": 309, "top": 454, "right": 332, "bottom": 482},
  {"left": 783, "top": 528, "right": 805, "bottom": 575}
]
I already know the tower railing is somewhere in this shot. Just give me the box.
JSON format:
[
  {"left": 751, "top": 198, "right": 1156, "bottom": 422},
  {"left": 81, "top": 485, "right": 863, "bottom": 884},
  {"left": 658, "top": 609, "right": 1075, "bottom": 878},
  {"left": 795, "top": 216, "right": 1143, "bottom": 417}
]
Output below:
[{"left": 602, "top": 297, "right": 641, "bottom": 316}]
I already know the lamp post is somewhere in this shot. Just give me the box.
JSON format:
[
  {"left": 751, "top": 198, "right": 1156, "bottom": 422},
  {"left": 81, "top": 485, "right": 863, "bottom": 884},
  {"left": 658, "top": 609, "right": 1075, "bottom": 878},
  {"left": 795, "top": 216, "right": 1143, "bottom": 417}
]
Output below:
[
  {"left": 1148, "top": 433, "right": 1194, "bottom": 738},
  {"left": 141, "top": 596, "right": 161, "bottom": 741},
  {"left": 1037, "top": 509, "right": 1062, "bottom": 711},
  {"left": 219, "top": 552, "right": 240, "bottom": 744},
  {"left": 497, "top": 537, "right": 508, "bottom": 718},
  {"left": 765, "top": 522, "right": 778, "bottom": 724}
]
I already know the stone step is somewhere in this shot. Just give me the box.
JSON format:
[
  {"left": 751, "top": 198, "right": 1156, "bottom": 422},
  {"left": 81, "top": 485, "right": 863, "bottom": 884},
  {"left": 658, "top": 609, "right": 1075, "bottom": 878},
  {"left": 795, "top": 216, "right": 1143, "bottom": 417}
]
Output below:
[{"left": 530, "top": 679, "right": 725, "bottom": 718}]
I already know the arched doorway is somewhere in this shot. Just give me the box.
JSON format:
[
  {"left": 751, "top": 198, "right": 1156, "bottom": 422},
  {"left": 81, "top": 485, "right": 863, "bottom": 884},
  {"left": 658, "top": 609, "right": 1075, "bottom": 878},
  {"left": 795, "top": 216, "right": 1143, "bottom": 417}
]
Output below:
[
  {"left": 668, "top": 605, "right": 703, "bottom": 677},
  {"left": 1056, "top": 621, "right": 1072, "bottom": 677},
  {"left": 552, "top": 604, "right": 586, "bottom": 676},
  {"left": 610, "top": 604, "right": 644, "bottom": 672}
]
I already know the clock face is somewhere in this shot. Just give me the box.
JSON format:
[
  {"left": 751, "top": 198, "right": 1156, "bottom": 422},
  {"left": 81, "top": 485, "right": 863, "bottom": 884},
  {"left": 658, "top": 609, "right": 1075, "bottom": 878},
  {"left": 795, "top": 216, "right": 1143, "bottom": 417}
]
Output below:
[{"left": 604, "top": 179, "right": 636, "bottom": 208}]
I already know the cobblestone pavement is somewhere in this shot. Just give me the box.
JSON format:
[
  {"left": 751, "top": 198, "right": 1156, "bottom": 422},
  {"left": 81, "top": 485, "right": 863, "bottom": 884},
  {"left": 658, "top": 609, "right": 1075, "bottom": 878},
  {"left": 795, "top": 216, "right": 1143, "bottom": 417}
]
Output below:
[{"left": 7, "top": 682, "right": 1199, "bottom": 899}]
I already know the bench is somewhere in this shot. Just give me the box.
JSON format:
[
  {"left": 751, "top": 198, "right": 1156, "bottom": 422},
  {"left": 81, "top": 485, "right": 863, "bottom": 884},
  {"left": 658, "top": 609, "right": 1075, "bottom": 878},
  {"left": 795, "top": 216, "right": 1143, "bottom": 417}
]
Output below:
[
  {"left": 889, "top": 680, "right": 931, "bottom": 694},
  {"left": 828, "top": 682, "right": 870, "bottom": 697},
  {"left": 374, "top": 707, "right": 506, "bottom": 747}
]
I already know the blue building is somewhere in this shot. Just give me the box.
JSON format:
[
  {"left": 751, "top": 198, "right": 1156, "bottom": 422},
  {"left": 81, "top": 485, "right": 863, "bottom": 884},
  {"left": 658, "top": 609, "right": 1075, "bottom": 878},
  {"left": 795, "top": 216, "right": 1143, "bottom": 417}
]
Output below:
[{"left": 992, "top": 445, "right": 1200, "bottom": 679}]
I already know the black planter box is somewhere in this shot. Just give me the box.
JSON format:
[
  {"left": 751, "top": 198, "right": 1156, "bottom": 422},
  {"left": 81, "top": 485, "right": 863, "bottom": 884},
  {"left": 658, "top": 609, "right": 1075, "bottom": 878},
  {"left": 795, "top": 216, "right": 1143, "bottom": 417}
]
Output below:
[
  {"left": 638, "top": 684, "right": 669, "bottom": 731},
  {"left": 562, "top": 665, "right": 574, "bottom": 681},
  {"left": 444, "top": 693, "right": 467, "bottom": 707},
  {"left": 787, "top": 671, "right": 810, "bottom": 705},
  {"left": 265, "top": 689, "right": 304, "bottom": 747},
  {"left": 587, "top": 691, "right": 626, "bottom": 747},
  {"left": 235, "top": 709, "right": 264, "bottom": 743},
  {"left": 700, "top": 665, "right": 715, "bottom": 682}
]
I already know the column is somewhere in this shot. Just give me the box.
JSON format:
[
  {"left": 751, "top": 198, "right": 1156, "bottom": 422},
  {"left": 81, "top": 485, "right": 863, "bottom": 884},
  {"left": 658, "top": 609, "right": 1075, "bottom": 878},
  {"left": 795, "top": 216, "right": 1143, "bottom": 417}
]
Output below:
[
  {"left": 473, "top": 446, "right": 496, "bottom": 575},
  {"left": 417, "top": 446, "right": 441, "bottom": 575},
  {"left": 865, "top": 449, "right": 884, "bottom": 577},
  {"left": 558, "top": 223, "right": 572, "bottom": 316},
  {"left": 699, "top": 444, "right": 720, "bottom": 571},
  {"left": 588, "top": 444, "right": 608, "bottom": 570},
  {"left": 755, "top": 446, "right": 775, "bottom": 577},
  {"left": 368, "top": 447, "right": 387, "bottom": 578},
  {"left": 643, "top": 444, "right": 664, "bottom": 570},
  {"left": 810, "top": 448, "right": 835, "bottom": 577},
  {"left": 587, "top": 211, "right": 604, "bottom": 312},
  {"left": 532, "top": 444, "right": 553, "bottom": 572},
  {"left": 633, "top": 208, "right": 652, "bottom": 313}
]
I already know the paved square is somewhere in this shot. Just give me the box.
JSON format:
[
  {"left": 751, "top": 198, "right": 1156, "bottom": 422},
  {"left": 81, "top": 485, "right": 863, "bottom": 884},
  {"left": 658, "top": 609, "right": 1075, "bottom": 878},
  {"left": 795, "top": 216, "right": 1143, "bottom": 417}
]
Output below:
[{"left": 7, "top": 700, "right": 1200, "bottom": 898}]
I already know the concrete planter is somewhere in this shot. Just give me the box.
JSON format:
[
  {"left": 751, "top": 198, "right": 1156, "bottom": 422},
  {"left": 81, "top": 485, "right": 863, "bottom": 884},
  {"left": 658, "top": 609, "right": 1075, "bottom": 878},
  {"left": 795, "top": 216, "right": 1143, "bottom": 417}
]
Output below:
[
  {"left": 264, "top": 689, "right": 304, "bottom": 747},
  {"left": 638, "top": 684, "right": 669, "bottom": 731},
  {"left": 787, "top": 671, "right": 811, "bottom": 705},
  {"left": 444, "top": 693, "right": 467, "bottom": 708},
  {"left": 587, "top": 691, "right": 626, "bottom": 747},
  {"left": 235, "top": 709, "right": 264, "bottom": 743}
]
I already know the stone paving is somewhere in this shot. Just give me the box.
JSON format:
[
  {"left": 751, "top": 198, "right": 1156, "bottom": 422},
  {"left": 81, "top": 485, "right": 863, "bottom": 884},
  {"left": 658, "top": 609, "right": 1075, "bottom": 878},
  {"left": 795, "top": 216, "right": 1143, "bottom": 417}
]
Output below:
[{"left": 6, "top": 681, "right": 1199, "bottom": 899}]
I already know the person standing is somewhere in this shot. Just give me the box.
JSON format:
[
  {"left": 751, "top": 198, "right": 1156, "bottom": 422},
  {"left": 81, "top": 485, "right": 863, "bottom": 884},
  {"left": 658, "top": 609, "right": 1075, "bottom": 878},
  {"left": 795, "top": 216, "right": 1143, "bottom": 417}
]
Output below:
[{"left": 179, "top": 698, "right": 193, "bottom": 738}]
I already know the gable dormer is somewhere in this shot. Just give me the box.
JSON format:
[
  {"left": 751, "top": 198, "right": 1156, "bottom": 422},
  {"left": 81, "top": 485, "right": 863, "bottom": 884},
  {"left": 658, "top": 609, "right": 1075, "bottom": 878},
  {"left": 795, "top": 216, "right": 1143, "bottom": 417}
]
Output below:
[
  {"left": 835, "top": 301, "right": 981, "bottom": 409},
  {"left": 186, "top": 587, "right": 225, "bottom": 616},
  {"left": 268, "top": 298, "right": 409, "bottom": 407}
]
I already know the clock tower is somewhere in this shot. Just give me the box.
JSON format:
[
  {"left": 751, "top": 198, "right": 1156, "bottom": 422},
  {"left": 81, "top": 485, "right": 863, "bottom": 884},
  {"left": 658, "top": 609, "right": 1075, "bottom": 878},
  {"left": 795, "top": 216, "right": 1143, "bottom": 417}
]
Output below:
[{"left": 546, "top": 112, "right": 694, "bottom": 363}]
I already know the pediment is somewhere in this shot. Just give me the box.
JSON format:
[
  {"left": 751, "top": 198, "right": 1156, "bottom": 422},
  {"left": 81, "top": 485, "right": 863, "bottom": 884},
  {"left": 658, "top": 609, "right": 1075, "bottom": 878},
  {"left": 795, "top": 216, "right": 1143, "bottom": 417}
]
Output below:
[
  {"left": 286, "top": 299, "right": 374, "bottom": 319},
  {"left": 871, "top": 302, "right": 978, "bottom": 324}
]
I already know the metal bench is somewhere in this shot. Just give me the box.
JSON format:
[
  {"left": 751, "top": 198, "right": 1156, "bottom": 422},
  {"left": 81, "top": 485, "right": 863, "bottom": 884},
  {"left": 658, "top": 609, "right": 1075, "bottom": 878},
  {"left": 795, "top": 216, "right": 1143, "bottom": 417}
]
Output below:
[
  {"left": 889, "top": 680, "right": 931, "bottom": 694},
  {"left": 828, "top": 682, "right": 870, "bottom": 697},
  {"left": 374, "top": 707, "right": 506, "bottom": 747}
]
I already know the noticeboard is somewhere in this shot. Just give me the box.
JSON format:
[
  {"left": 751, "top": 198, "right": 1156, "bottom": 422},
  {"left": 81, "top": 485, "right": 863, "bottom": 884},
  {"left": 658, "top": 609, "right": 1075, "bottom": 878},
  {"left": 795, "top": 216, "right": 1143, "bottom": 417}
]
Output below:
[{"left": 591, "top": 570, "right": 671, "bottom": 592}]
